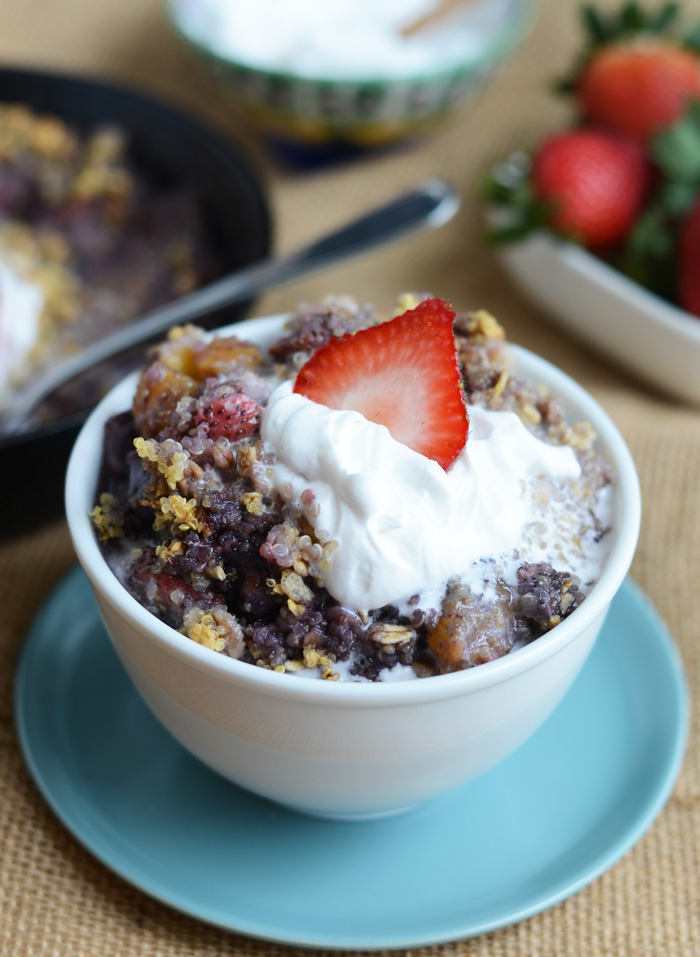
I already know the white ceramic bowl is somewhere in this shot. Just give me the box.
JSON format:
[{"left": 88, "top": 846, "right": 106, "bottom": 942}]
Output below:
[
  {"left": 65, "top": 314, "right": 641, "bottom": 820},
  {"left": 497, "top": 232, "right": 700, "bottom": 406}
]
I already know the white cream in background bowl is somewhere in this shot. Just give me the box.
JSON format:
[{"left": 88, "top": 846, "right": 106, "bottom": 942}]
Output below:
[
  {"left": 65, "top": 313, "right": 641, "bottom": 820},
  {"left": 167, "top": 0, "right": 535, "bottom": 146}
]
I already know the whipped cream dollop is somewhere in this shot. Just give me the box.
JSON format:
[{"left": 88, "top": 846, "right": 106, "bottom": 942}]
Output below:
[
  {"left": 0, "top": 257, "right": 44, "bottom": 408},
  {"left": 261, "top": 380, "right": 582, "bottom": 612}
]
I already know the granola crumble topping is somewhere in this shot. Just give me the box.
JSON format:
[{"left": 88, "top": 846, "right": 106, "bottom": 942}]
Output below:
[{"left": 94, "top": 295, "right": 613, "bottom": 681}]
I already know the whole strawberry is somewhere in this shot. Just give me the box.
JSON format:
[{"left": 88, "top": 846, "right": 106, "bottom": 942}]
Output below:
[
  {"left": 678, "top": 197, "right": 700, "bottom": 316},
  {"left": 568, "top": 3, "right": 700, "bottom": 141},
  {"left": 531, "top": 129, "right": 651, "bottom": 248},
  {"left": 579, "top": 42, "right": 700, "bottom": 141}
]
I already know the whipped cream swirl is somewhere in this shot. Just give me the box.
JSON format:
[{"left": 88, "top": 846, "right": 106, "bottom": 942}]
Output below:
[
  {"left": 0, "top": 257, "right": 44, "bottom": 408},
  {"left": 261, "top": 380, "right": 582, "bottom": 612}
]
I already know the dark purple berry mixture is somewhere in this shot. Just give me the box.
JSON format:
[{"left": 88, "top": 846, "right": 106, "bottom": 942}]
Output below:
[{"left": 0, "top": 102, "right": 220, "bottom": 419}]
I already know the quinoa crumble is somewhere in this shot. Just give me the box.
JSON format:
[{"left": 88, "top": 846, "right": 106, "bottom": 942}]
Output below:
[
  {"left": 0, "top": 102, "right": 218, "bottom": 416},
  {"left": 94, "top": 295, "right": 614, "bottom": 681}
]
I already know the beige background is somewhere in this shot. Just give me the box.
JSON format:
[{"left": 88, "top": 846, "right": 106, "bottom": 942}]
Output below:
[{"left": 1, "top": 0, "right": 699, "bottom": 954}]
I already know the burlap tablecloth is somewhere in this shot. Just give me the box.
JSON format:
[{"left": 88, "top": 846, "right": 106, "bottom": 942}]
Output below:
[{"left": 1, "top": 0, "right": 699, "bottom": 953}]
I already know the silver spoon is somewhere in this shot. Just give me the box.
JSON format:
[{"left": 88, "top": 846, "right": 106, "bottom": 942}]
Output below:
[{"left": 1, "top": 178, "right": 460, "bottom": 437}]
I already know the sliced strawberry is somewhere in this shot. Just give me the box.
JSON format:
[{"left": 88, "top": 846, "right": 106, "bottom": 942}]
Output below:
[
  {"left": 154, "top": 571, "right": 204, "bottom": 603},
  {"left": 152, "top": 571, "right": 225, "bottom": 617},
  {"left": 193, "top": 392, "right": 262, "bottom": 442},
  {"left": 293, "top": 298, "right": 468, "bottom": 470}
]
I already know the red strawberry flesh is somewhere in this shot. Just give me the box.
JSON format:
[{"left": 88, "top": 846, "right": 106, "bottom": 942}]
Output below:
[
  {"left": 293, "top": 298, "right": 468, "bottom": 471},
  {"left": 678, "top": 198, "right": 700, "bottom": 318},
  {"left": 193, "top": 392, "right": 262, "bottom": 442}
]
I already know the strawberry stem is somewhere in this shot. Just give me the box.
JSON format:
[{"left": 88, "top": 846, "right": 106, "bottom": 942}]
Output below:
[
  {"left": 616, "top": 100, "right": 700, "bottom": 295},
  {"left": 652, "top": 101, "right": 700, "bottom": 187},
  {"left": 580, "top": 1, "right": 681, "bottom": 49},
  {"left": 482, "top": 155, "right": 556, "bottom": 244}
]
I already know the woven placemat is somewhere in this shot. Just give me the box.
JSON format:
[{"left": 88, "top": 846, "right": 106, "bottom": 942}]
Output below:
[{"left": 1, "top": 0, "right": 699, "bottom": 954}]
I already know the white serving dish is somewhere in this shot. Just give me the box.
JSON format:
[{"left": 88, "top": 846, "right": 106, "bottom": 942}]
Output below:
[
  {"left": 497, "top": 232, "right": 700, "bottom": 405},
  {"left": 65, "top": 313, "right": 641, "bottom": 820}
]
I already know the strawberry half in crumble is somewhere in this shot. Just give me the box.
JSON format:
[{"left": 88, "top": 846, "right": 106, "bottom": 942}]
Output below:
[{"left": 92, "top": 295, "right": 614, "bottom": 681}]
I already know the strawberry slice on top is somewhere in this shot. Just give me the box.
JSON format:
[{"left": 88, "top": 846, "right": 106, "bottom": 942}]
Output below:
[{"left": 293, "top": 297, "right": 468, "bottom": 470}]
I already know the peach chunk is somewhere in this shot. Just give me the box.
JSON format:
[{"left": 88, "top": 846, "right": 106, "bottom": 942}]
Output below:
[
  {"left": 191, "top": 337, "right": 262, "bottom": 379},
  {"left": 133, "top": 360, "right": 198, "bottom": 437}
]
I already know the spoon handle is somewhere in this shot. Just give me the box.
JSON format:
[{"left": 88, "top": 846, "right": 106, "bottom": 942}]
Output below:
[
  {"left": 400, "top": 0, "right": 476, "bottom": 36},
  {"left": 3, "top": 178, "right": 459, "bottom": 436}
]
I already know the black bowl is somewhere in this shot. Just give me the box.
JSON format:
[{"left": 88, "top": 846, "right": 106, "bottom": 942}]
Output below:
[{"left": 0, "top": 68, "right": 272, "bottom": 536}]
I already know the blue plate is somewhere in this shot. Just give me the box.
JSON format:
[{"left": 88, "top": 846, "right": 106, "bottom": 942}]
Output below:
[{"left": 15, "top": 567, "right": 687, "bottom": 950}]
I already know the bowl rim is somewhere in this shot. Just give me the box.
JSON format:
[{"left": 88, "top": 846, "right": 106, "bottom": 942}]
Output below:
[
  {"left": 0, "top": 65, "right": 272, "bottom": 454},
  {"left": 65, "top": 311, "right": 641, "bottom": 707},
  {"left": 500, "top": 228, "right": 700, "bottom": 346},
  {"left": 167, "top": 0, "right": 536, "bottom": 88}
]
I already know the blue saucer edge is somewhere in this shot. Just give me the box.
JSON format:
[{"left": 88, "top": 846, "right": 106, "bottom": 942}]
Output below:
[{"left": 13, "top": 568, "right": 688, "bottom": 950}]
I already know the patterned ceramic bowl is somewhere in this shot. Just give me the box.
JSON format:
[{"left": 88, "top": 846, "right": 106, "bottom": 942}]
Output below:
[{"left": 167, "top": 0, "right": 536, "bottom": 147}]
